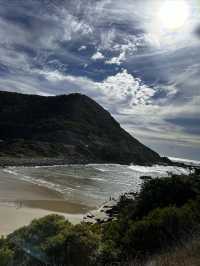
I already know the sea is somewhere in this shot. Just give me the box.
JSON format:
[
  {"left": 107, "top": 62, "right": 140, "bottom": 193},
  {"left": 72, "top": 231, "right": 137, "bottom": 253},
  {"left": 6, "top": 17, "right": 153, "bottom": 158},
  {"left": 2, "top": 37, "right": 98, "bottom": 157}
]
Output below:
[{"left": 3, "top": 157, "right": 198, "bottom": 208}]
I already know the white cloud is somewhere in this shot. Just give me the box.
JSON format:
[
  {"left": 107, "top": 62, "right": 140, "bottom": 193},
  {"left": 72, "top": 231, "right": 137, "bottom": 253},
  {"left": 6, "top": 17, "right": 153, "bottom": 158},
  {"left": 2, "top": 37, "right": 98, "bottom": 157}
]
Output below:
[
  {"left": 91, "top": 51, "right": 105, "bottom": 60},
  {"left": 105, "top": 37, "right": 143, "bottom": 65},
  {"left": 106, "top": 51, "right": 126, "bottom": 65},
  {"left": 39, "top": 68, "right": 155, "bottom": 106},
  {"left": 78, "top": 45, "right": 87, "bottom": 51},
  {"left": 98, "top": 69, "right": 155, "bottom": 105},
  {"left": 99, "top": 29, "right": 116, "bottom": 50}
]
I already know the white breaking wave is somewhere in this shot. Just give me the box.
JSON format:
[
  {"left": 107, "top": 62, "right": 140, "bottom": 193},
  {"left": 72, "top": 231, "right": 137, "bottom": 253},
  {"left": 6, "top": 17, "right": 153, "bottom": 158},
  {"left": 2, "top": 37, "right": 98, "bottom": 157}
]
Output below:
[
  {"left": 128, "top": 164, "right": 192, "bottom": 176},
  {"left": 3, "top": 168, "right": 69, "bottom": 194},
  {"left": 169, "top": 157, "right": 200, "bottom": 167},
  {"left": 3, "top": 169, "right": 19, "bottom": 176}
]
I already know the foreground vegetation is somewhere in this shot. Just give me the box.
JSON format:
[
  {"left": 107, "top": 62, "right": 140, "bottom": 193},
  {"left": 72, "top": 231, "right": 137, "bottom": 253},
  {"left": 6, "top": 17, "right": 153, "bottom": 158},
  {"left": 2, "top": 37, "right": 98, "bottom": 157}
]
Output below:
[
  {"left": 1, "top": 169, "right": 200, "bottom": 266},
  {"left": 150, "top": 237, "right": 200, "bottom": 266}
]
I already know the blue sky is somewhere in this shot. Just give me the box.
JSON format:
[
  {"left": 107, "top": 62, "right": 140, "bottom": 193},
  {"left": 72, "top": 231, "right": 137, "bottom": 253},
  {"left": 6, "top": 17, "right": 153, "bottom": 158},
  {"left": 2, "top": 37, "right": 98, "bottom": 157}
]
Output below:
[{"left": 0, "top": 0, "right": 200, "bottom": 160}]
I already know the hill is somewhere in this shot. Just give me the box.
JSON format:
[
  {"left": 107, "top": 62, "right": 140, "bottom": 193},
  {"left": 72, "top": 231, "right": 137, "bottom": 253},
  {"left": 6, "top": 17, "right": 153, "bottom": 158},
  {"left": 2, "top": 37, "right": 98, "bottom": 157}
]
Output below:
[{"left": 0, "top": 91, "right": 166, "bottom": 165}]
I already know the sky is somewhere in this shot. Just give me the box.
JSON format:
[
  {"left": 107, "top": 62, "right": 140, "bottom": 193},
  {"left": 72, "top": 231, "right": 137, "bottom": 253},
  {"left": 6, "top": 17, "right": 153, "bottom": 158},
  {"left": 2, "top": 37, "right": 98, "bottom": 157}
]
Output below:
[{"left": 0, "top": 0, "right": 200, "bottom": 160}]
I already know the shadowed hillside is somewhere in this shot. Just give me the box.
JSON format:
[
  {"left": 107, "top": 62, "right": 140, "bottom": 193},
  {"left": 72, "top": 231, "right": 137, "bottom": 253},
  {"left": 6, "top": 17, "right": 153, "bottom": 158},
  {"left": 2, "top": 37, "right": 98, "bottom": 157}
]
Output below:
[{"left": 0, "top": 91, "right": 166, "bottom": 165}]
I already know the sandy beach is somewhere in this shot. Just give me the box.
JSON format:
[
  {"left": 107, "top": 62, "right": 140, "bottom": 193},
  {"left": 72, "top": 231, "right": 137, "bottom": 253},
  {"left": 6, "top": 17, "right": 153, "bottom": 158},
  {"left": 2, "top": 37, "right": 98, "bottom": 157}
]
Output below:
[
  {"left": 0, "top": 205, "right": 84, "bottom": 236},
  {"left": 0, "top": 168, "right": 91, "bottom": 236}
]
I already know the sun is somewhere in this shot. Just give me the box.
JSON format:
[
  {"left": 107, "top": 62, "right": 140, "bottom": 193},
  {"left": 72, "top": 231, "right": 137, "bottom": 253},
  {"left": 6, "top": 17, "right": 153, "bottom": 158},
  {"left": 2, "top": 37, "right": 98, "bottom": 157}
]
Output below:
[{"left": 158, "top": 0, "right": 190, "bottom": 31}]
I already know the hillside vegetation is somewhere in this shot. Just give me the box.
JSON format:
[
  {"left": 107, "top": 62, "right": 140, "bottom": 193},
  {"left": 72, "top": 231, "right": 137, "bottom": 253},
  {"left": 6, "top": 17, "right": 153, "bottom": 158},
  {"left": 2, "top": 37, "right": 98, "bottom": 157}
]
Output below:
[
  {"left": 0, "top": 169, "right": 200, "bottom": 265},
  {"left": 0, "top": 91, "right": 165, "bottom": 165}
]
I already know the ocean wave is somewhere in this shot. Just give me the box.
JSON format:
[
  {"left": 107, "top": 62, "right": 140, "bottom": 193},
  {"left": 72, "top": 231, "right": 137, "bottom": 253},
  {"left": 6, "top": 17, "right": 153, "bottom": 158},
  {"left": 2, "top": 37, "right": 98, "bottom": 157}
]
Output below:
[
  {"left": 128, "top": 164, "right": 192, "bottom": 176},
  {"left": 3, "top": 169, "right": 20, "bottom": 176},
  {"left": 3, "top": 168, "right": 69, "bottom": 195},
  {"left": 2, "top": 162, "right": 194, "bottom": 207},
  {"left": 169, "top": 157, "right": 200, "bottom": 166}
]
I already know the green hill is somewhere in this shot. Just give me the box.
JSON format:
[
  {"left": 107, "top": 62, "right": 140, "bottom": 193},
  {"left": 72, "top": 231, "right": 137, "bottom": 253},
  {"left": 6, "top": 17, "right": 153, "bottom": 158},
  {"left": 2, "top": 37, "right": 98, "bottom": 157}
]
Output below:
[{"left": 0, "top": 91, "right": 166, "bottom": 165}]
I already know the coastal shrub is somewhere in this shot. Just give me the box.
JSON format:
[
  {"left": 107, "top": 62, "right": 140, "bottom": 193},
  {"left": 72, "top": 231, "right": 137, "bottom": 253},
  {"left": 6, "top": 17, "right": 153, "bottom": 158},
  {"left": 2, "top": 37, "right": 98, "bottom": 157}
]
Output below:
[
  {"left": 9, "top": 214, "right": 70, "bottom": 246},
  {"left": 151, "top": 236, "right": 200, "bottom": 266},
  {"left": 131, "top": 175, "right": 199, "bottom": 219},
  {"left": 8, "top": 215, "right": 100, "bottom": 266},
  {"left": 98, "top": 239, "right": 121, "bottom": 265},
  {"left": 110, "top": 174, "right": 200, "bottom": 225},
  {"left": 118, "top": 194, "right": 137, "bottom": 217},
  {"left": 102, "top": 175, "right": 200, "bottom": 262},
  {"left": 0, "top": 246, "right": 14, "bottom": 266},
  {"left": 7, "top": 215, "right": 72, "bottom": 265},
  {"left": 121, "top": 199, "right": 200, "bottom": 258},
  {"left": 44, "top": 223, "right": 100, "bottom": 266}
]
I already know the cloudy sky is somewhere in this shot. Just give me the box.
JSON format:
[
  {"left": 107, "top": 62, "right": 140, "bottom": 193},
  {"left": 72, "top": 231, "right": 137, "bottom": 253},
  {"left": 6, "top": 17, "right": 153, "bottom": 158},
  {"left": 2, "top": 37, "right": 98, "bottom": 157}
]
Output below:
[{"left": 0, "top": 0, "right": 200, "bottom": 160}]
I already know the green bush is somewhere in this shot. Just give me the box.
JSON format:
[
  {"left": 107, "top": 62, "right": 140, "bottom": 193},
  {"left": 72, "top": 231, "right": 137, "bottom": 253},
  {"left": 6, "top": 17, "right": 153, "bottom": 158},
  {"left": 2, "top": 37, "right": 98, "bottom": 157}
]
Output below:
[
  {"left": 121, "top": 199, "right": 200, "bottom": 257},
  {"left": 136, "top": 176, "right": 199, "bottom": 217},
  {"left": 44, "top": 223, "right": 100, "bottom": 266},
  {"left": 8, "top": 215, "right": 100, "bottom": 266},
  {"left": 115, "top": 175, "right": 200, "bottom": 221},
  {"left": 0, "top": 247, "right": 14, "bottom": 266}
]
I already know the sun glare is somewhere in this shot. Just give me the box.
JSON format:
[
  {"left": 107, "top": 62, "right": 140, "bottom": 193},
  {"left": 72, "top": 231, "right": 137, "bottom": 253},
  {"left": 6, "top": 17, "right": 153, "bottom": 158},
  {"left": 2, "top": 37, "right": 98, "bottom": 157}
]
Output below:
[{"left": 158, "top": 0, "right": 190, "bottom": 31}]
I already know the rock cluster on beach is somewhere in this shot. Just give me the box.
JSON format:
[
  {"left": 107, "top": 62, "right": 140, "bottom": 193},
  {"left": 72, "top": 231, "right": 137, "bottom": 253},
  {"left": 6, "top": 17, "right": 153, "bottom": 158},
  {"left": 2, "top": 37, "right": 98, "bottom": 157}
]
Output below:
[
  {"left": 83, "top": 192, "right": 136, "bottom": 224},
  {"left": 83, "top": 199, "right": 118, "bottom": 224}
]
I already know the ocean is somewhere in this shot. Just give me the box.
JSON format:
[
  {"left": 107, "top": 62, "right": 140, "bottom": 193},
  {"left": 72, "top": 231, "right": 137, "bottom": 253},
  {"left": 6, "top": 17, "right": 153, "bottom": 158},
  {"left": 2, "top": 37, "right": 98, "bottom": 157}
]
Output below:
[{"left": 3, "top": 162, "right": 193, "bottom": 208}]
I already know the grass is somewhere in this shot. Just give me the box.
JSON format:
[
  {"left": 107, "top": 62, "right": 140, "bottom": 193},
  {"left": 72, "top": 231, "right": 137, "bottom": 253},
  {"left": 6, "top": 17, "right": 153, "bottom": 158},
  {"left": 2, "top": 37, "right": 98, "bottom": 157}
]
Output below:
[
  {"left": 128, "top": 237, "right": 200, "bottom": 266},
  {"left": 150, "top": 237, "right": 200, "bottom": 266}
]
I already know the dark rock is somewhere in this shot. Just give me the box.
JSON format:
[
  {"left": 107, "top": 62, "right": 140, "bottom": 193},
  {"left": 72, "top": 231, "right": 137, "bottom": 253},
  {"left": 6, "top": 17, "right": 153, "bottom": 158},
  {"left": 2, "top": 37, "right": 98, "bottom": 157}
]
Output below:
[{"left": 140, "top": 176, "right": 152, "bottom": 180}]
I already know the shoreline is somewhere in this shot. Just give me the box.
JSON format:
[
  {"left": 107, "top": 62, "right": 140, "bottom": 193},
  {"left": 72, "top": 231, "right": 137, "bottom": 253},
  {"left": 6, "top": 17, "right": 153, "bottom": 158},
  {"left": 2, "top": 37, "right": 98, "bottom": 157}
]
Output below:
[
  {"left": 0, "top": 156, "right": 184, "bottom": 168},
  {"left": 0, "top": 168, "right": 95, "bottom": 236},
  {"left": 0, "top": 157, "right": 102, "bottom": 167},
  {"left": 0, "top": 203, "right": 84, "bottom": 236}
]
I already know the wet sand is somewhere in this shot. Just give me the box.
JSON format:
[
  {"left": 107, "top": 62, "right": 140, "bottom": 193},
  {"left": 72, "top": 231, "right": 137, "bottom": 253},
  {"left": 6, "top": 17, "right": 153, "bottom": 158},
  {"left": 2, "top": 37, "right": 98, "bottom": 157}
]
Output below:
[
  {"left": 0, "top": 205, "right": 83, "bottom": 236},
  {"left": 0, "top": 169, "right": 92, "bottom": 236}
]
